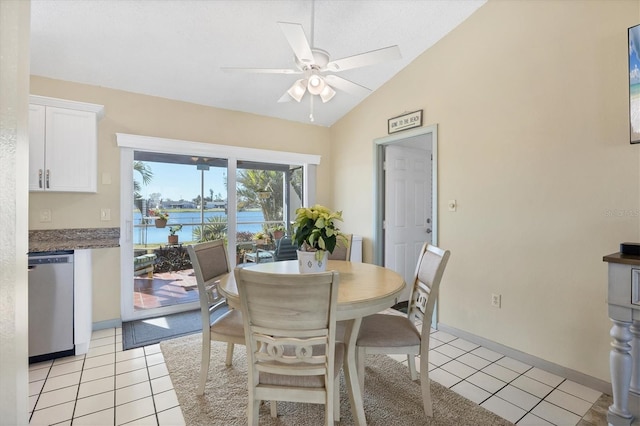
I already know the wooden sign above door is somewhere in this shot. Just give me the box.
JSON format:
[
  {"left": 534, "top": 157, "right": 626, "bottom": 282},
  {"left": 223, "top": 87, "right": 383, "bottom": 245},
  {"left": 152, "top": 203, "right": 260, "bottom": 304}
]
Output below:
[{"left": 388, "top": 110, "right": 423, "bottom": 134}]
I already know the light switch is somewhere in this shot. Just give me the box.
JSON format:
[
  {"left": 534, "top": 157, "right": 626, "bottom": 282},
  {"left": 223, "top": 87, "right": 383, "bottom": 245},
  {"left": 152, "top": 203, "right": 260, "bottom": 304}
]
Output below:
[
  {"left": 100, "top": 208, "right": 111, "bottom": 221},
  {"left": 102, "top": 172, "right": 112, "bottom": 185},
  {"left": 448, "top": 200, "right": 457, "bottom": 212}
]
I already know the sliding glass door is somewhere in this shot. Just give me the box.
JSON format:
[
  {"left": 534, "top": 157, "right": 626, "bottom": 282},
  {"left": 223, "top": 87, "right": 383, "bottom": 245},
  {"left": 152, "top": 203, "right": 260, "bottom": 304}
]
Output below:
[{"left": 118, "top": 134, "right": 319, "bottom": 321}]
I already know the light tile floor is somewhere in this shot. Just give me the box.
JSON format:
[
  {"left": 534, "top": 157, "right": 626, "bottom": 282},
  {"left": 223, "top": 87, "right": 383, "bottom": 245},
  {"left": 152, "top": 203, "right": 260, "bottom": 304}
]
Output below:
[{"left": 28, "top": 314, "right": 610, "bottom": 425}]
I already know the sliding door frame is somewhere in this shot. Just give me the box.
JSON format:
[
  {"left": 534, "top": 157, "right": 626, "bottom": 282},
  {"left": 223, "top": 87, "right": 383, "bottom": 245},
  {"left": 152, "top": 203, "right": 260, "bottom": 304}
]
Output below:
[{"left": 117, "top": 133, "right": 320, "bottom": 321}]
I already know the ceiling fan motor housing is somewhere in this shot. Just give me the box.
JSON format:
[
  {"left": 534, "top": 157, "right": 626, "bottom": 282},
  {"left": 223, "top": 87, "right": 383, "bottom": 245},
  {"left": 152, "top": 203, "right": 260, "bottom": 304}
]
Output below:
[{"left": 295, "top": 48, "right": 330, "bottom": 71}]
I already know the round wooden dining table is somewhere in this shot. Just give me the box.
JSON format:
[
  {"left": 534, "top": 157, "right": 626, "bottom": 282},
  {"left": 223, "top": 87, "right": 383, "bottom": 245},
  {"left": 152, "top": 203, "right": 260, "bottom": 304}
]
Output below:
[{"left": 219, "top": 260, "right": 405, "bottom": 425}]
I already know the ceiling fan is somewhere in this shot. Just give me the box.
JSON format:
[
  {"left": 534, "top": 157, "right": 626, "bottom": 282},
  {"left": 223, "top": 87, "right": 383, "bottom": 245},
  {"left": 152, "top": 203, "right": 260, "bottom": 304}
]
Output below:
[{"left": 222, "top": 18, "right": 401, "bottom": 121}]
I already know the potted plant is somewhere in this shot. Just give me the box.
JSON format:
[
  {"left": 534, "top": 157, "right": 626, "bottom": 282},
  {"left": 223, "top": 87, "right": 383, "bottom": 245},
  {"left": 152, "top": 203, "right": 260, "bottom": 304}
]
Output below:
[
  {"left": 149, "top": 208, "right": 169, "bottom": 228},
  {"left": 252, "top": 231, "right": 268, "bottom": 245},
  {"left": 270, "top": 224, "right": 286, "bottom": 241},
  {"left": 168, "top": 225, "right": 182, "bottom": 244},
  {"left": 292, "top": 204, "right": 346, "bottom": 273}
]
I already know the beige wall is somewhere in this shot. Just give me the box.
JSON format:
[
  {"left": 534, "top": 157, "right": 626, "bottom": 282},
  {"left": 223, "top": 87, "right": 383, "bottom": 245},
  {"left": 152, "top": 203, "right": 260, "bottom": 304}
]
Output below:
[
  {"left": 29, "top": 77, "right": 332, "bottom": 322},
  {"left": 331, "top": 0, "right": 640, "bottom": 382},
  {"left": 26, "top": 0, "right": 640, "bottom": 383}
]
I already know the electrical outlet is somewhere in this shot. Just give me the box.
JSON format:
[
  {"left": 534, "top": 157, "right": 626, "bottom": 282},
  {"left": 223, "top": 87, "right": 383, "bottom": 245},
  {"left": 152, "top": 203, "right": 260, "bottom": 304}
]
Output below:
[
  {"left": 491, "top": 293, "right": 501, "bottom": 308},
  {"left": 39, "top": 209, "right": 51, "bottom": 223}
]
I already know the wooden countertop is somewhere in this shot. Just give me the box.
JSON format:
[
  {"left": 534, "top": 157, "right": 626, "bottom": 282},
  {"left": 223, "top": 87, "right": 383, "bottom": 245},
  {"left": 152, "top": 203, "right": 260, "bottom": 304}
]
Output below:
[
  {"left": 603, "top": 252, "right": 640, "bottom": 266},
  {"left": 29, "top": 228, "right": 120, "bottom": 253}
]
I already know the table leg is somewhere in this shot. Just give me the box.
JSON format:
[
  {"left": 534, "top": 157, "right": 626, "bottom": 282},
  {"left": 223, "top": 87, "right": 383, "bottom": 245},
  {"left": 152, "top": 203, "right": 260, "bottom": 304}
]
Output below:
[
  {"left": 343, "top": 317, "right": 367, "bottom": 426},
  {"left": 608, "top": 319, "right": 634, "bottom": 424},
  {"left": 631, "top": 321, "right": 640, "bottom": 395}
]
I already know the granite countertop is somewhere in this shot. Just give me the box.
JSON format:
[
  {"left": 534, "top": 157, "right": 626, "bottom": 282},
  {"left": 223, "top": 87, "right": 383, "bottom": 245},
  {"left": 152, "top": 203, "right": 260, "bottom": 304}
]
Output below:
[{"left": 29, "top": 228, "right": 120, "bottom": 253}]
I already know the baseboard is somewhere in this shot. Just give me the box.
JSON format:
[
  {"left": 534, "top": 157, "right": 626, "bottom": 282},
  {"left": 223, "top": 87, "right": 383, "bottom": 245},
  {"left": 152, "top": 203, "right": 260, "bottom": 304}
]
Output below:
[
  {"left": 93, "top": 318, "right": 122, "bottom": 331},
  {"left": 437, "top": 323, "right": 612, "bottom": 395}
]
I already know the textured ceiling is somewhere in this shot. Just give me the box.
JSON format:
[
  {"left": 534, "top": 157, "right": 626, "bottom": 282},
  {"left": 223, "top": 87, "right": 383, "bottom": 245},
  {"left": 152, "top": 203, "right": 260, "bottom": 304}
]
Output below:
[{"left": 30, "top": 0, "right": 485, "bottom": 127}]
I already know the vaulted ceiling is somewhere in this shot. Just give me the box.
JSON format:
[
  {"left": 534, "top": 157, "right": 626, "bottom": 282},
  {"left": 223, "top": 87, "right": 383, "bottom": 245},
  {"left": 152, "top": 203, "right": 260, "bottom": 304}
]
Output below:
[{"left": 30, "top": 0, "right": 486, "bottom": 127}]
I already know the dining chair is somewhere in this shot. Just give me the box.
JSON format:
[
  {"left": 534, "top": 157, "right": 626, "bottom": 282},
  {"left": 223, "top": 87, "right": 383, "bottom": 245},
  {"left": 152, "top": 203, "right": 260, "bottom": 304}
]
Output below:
[
  {"left": 187, "top": 239, "right": 245, "bottom": 396},
  {"left": 355, "top": 243, "right": 450, "bottom": 416},
  {"left": 327, "top": 233, "right": 352, "bottom": 261},
  {"left": 234, "top": 267, "right": 343, "bottom": 425}
]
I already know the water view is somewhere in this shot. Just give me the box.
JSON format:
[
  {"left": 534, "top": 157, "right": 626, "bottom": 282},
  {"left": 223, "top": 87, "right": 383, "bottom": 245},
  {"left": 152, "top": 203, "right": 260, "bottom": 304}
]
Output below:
[{"left": 133, "top": 210, "right": 266, "bottom": 246}]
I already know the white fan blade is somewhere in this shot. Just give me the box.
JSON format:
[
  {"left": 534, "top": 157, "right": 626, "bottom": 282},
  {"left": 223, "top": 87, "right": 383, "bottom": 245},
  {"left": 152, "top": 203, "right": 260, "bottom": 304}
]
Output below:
[
  {"left": 324, "top": 45, "right": 401, "bottom": 72},
  {"left": 278, "top": 22, "right": 315, "bottom": 65},
  {"left": 324, "top": 75, "right": 371, "bottom": 97},
  {"left": 221, "top": 67, "right": 301, "bottom": 74}
]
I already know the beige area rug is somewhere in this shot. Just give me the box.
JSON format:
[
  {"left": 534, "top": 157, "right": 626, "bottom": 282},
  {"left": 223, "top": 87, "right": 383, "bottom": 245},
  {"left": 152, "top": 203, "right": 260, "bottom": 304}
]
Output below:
[{"left": 160, "top": 334, "right": 514, "bottom": 425}]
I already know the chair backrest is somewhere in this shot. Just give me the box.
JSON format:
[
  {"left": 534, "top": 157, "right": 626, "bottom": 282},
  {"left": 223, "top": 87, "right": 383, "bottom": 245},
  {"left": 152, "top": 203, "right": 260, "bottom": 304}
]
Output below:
[
  {"left": 186, "top": 240, "right": 231, "bottom": 331},
  {"left": 328, "top": 233, "right": 353, "bottom": 261},
  {"left": 235, "top": 267, "right": 340, "bottom": 384},
  {"left": 407, "top": 243, "right": 450, "bottom": 335},
  {"left": 273, "top": 235, "right": 298, "bottom": 261}
]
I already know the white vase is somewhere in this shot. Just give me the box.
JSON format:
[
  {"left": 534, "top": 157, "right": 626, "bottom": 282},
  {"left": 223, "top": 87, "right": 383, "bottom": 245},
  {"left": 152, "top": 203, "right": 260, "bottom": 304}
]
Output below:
[{"left": 297, "top": 250, "right": 328, "bottom": 274}]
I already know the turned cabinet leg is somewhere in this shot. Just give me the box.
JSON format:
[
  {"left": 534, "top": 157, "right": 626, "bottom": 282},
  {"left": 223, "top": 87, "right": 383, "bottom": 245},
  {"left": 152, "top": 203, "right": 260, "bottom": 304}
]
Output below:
[
  {"left": 630, "top": 321, "right": 640, "bottom": 395},
  {"left": 609, "top": 320, "right": 634, "bottom": 420}
]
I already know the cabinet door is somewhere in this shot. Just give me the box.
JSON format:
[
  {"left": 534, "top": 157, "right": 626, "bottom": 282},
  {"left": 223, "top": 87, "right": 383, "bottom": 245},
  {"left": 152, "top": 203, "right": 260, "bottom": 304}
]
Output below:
[
  {"left": 28, "top": 104, "right": 46, "bottom": 191},
  {"left": 45, "top": 107, "right": 97, "bottom": 192}
]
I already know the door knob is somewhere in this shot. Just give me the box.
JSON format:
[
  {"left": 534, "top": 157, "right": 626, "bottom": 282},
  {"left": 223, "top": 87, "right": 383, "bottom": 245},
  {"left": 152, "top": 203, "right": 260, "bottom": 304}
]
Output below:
[{"left": 426, "top": 229, "right": 432, "bottom": 234}]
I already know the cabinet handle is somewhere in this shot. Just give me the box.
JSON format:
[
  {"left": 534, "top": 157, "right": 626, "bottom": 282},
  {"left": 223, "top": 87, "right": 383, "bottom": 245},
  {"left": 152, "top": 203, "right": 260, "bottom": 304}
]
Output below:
[
  {"left": 38, "top": 169, "right": 43, "bottom": 188},
  {"left": 46, "top": 169, "right": 50, "bottom": 189}
]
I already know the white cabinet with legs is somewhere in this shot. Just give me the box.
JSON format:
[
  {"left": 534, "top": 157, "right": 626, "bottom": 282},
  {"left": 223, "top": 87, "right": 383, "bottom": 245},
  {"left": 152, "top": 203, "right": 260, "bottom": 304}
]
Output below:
[
  {"left": 603, "top": 252, "right": 640, "bottom": 426},
  {"left": 29, "top": 95, "right": 104, "bottom": 192}
]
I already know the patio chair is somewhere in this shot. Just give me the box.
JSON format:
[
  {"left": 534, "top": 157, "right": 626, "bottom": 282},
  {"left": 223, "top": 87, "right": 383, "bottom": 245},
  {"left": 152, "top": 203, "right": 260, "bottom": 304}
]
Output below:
[{"left": 256, "top": 235, "right": 298, "bottom": 262}]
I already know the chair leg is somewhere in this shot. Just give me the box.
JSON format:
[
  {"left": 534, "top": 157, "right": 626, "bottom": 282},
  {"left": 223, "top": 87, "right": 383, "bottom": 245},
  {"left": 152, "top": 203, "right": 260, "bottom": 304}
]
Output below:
[
  {"left": 225, "top": 342, "right": 235, "bottom": 366},
  {"left": 357, "top": 346, "right": 366, "bottom": 392},
  {"left": 325, "top": 392, "right": 334, "bottom": 426},
  {"left": 270, "top": 401, "right": 277, "bottom": 418},
  {"left": 420, "top": 361, "right": 433, "bottom": 417},
  {"left": 198, "top": 337, "right": 211, "bottom": 395},
  {"left": 248, "top": 394, "right": 260, "bottom": 426},
  {"left": 408, "top": 354, "right": 418, "bottom": 380},
  {"left": 334, "top": 375, "right": 340, "bottom": 421}
]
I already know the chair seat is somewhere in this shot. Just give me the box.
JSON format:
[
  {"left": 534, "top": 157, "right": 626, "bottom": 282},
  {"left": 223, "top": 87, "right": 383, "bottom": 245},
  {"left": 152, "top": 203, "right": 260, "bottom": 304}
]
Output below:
[
  {"left": 260, "top": 343, "right": 344, "bottom": 388},
  {"left": 357, "top": 314, "right": 420, "bottom": 348},
  {"left": 210, "top": 308, "right": 244, "bottom": 339}
]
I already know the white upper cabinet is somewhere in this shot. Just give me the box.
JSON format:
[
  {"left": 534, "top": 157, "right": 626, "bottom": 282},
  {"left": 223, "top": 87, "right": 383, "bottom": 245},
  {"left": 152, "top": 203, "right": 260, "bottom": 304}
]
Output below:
[{"left": 29, "top": 96, "right": 104, "bottom": 192}]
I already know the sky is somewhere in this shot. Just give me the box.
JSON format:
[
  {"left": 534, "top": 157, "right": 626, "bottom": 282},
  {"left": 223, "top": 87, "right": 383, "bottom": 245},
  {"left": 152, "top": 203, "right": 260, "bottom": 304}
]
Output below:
[
  {"left": 138, "top": 162, "right": 227, "bottom": 202},
  {"left": 631, "top": 24, "right": 640, "bottom": 85}
]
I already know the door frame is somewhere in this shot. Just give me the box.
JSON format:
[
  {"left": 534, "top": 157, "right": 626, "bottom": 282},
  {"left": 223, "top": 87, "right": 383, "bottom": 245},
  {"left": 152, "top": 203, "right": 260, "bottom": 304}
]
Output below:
[
  {"left": 117, "top": 133, "right": 320, "bottom": 321},
  {"left": 372, "top": 124, "right": 439, "bottom": 265}
]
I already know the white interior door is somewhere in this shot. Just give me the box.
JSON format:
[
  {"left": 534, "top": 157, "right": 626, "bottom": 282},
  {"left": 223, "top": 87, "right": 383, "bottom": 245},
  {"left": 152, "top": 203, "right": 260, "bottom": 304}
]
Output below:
[{"left": 384, "top": 144, "right": 432, "bottom": 302}]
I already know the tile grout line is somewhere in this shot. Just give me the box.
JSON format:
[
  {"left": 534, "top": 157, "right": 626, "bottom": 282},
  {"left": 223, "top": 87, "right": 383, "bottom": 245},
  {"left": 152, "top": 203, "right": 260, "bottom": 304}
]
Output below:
[
  {"left": 29, "top": 326, "right": 603, "bottom": 426},
  {"left": 428, "top": 336, "right": 597, "bottom": 426}
]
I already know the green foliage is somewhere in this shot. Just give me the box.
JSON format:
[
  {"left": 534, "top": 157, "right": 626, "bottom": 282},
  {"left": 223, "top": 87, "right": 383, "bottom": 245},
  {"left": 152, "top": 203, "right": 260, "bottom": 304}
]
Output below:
[
  {"left": 237, "top": 170, "right": 283, "bottom": 220},
  {"left": 168, "top": 225, "right": 182, "bottom": 236},
  {"left": 292, "top": 205, "right": 346, "bottom": 258},
  {"left": 133, "top": 161, "right": 153, "bottom": 216},
  {"left": 192, "top": 215, "right": 227, "bottom": 242}
]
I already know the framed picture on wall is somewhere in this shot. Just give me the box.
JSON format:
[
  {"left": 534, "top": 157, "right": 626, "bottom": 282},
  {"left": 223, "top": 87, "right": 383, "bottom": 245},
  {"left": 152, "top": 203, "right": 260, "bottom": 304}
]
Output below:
[{"left": 629, "top": 24, "right": 640, "bottom": 144}]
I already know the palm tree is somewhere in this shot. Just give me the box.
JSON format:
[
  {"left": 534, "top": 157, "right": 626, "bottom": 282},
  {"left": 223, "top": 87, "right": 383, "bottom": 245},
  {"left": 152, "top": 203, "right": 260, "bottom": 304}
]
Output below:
[
  {"left": 192, "top": 215, "right": 228, "bottom": 242},
  {"left": 133, "top": 161, "right": 153, "bottom": 217},
  {"left": 237, "top": 170, "right": 283, "bottom": 225}
]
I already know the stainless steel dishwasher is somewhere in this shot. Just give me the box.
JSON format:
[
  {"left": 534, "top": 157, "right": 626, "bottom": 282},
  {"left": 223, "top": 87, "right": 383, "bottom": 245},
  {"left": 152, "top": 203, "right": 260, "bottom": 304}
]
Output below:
[{"left": 28, "top": 250, "right": 75, "bottom": 363}]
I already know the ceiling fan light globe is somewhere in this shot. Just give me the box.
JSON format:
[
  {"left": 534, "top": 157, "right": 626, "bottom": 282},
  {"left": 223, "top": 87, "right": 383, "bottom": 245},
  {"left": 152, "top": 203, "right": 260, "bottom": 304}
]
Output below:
[
  {"left": 307, "top": 74, "right": 326, "bottom": 95},
  {"left": 320, "top": 85, "right": 336, "bottom": 103},
  {"left": 287, "top": 79, "right": 307, "bottom": 102}
]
